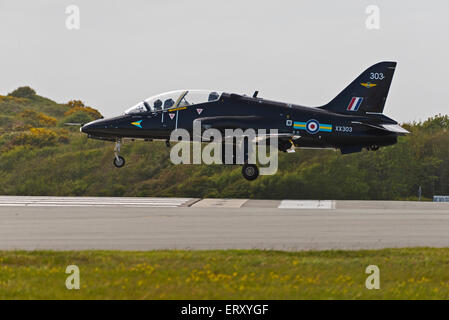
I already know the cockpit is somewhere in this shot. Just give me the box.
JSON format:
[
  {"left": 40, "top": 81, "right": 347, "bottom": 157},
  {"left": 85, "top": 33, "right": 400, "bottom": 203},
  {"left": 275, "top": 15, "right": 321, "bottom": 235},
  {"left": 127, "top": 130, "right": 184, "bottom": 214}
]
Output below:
[{"left": 125, "top": 90, "right": 222, "bottom": 114}]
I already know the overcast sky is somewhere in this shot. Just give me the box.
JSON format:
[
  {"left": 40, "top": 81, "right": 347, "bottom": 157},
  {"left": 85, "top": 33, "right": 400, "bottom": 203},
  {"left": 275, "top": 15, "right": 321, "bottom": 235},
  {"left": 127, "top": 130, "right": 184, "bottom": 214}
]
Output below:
[{"left": 0, "top": 0, "right": 448, "bottom": 122}]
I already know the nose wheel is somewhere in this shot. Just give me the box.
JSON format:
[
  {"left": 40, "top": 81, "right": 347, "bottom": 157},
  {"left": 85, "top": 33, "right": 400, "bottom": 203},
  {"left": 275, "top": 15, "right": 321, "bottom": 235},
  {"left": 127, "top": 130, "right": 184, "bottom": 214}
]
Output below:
[
  {"left": 113, "top": 139, "right": 125, "bottom": 168},
  {"left": 242, "top": 164, "right": 259, "bottom": 181},
  {"left": 113, "top": 155, "right": 125, "bottom": 168}
]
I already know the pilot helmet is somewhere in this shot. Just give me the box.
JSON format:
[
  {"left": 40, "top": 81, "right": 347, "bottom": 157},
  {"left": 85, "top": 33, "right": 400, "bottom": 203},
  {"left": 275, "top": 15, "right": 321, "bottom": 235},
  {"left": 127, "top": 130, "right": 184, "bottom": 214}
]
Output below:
[
  {"left": 153, "top": 99, "right": 162, "bottom": 109},
  {"left": 208, "top": 91, "right": 219, "bottom": 101}
]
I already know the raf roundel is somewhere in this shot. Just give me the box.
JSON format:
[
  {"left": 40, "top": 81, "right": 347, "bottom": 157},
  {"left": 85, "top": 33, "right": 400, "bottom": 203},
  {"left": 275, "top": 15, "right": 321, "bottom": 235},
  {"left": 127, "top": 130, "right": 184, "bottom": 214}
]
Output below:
[{"left": 306, "top": 119, "right": 320, "bottom": 134}]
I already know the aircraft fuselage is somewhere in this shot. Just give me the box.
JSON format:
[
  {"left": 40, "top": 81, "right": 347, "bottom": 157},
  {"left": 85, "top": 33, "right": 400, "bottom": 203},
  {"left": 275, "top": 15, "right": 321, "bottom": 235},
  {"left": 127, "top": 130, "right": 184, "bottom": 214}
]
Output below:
[{"left": 81, "top": 93, "right": 398, "bottom": 153}]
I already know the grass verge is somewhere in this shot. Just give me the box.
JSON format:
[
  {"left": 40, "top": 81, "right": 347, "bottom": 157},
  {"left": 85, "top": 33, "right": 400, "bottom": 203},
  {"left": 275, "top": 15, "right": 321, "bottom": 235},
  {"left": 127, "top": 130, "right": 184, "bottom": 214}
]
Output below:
[{"left": 1, "top": 248, "right": 449, "bottom": 299}]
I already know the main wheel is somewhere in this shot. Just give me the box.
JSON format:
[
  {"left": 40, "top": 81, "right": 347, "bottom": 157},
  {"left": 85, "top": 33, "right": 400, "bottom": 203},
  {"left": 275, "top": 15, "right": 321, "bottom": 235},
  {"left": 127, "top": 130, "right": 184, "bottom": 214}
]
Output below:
[
  {"left": 113, "top": 155, "right": 125, "bottom": 168},
  {"left": 242, "top": 164, "right": 259, "bottom": 181}
]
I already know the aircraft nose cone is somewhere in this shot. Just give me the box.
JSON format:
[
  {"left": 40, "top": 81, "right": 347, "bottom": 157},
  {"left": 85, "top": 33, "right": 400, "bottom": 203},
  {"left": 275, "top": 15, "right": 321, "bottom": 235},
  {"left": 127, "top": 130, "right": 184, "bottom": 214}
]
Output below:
[
  {"left": 80, "top": 123, "right": 92, "bottom": 134},
  {"left": 80, "top": 120, "right": 103, "bottom": 135},
  {"left": 80, "top": 118, "right": 118, "bottom": 138}
]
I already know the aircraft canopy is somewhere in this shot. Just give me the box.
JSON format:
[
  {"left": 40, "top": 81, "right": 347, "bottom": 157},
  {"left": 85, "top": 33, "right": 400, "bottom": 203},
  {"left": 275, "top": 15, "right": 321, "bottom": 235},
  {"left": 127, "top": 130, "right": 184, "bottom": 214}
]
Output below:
[{"left": 125, "top": 90, "right": 222, "bottom": 114}]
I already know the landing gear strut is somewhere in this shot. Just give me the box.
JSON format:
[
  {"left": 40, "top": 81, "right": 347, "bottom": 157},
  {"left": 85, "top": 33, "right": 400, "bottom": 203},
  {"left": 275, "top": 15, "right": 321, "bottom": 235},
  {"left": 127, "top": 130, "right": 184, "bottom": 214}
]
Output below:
[
  {"left": 221, "top": 141, "right": 260, "bottom": 181},
  {"left": 113, "top": 139, "right": 125, "bottom": 168},
  {"left": 165, "top": 140, "right": 171, "bottom": 148}
]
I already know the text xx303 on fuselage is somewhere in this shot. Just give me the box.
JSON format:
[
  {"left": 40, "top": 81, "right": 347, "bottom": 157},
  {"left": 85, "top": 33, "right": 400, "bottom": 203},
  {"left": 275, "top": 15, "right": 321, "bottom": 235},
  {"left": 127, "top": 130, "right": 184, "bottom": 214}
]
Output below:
[{"left": 80, "top": 61, "right": 408, "bottom": 180}]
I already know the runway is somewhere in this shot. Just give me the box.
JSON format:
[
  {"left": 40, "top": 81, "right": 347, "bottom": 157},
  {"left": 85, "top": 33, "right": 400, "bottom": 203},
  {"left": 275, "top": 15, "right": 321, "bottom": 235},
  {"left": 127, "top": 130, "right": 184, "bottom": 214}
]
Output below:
[{"left": 0, "top": 196, "right": 449, "bottom": 250}]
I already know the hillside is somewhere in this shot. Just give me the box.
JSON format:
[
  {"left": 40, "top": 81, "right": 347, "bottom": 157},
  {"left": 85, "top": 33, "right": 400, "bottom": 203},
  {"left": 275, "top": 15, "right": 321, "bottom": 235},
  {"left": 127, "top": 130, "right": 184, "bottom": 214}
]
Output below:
[{"left": 0, "top": 87, "right": 448, "bottom": 200}]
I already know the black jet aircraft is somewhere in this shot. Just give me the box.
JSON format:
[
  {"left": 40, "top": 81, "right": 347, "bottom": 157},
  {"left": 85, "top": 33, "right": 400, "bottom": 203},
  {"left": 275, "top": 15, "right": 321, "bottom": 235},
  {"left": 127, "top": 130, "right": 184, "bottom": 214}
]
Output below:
[{"left": 80, "top": 61, "right": 408, "bottom": 180}]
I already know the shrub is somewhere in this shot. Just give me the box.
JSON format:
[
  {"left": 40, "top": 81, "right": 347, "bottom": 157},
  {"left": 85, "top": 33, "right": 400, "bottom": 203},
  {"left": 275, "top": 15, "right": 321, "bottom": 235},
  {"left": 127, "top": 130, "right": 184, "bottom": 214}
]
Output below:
[
  {"left": 422, "top": 114, "right": 449, "bottom": 131},
  {"left": 21, "top": 128, "right": 58, "bottom": 147},
  {"left": 66, "top": 100, "right": 102, "bottom": 119},
  {"left": 18, "top": 109, "right": 58, "bottom": 128},
  {"left": 37, "top": 113, "right": 57, "bottom": 127},
  {"left": 7, "top": 127, "right": 70, "bottom": 148},
  {"left": 62, "top": 111, "right": 96, "bottom": 125},
  {"left": 8, "top": 86, "right": 36, "bottom": 99}
]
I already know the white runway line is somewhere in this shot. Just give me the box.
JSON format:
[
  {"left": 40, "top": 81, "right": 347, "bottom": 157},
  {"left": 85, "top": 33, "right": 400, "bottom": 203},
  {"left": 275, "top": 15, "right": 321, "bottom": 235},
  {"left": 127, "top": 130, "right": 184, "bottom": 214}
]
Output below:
[
  {"left": 192, "top": 198, "right": 248, "bottom": 208},
  {"left": 0, "top": 196, "right": 192, "bottom": 208},
  {"left": 278, "top": 200, "right": 336, "bottom": 209}
]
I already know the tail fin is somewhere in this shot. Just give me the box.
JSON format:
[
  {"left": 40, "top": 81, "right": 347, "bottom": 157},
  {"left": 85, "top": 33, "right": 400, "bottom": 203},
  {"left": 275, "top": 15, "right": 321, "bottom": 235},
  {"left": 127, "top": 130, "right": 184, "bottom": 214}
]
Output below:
[{"left": 319, "top": 61, "right": 396, "bottom": 114}]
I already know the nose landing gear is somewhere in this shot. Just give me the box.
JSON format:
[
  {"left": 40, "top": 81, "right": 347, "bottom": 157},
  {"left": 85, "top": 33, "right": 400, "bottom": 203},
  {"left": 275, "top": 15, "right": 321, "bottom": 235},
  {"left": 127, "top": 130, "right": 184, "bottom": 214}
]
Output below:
[{"left": 113, "top": 139, "right": 125, "bottom": 168}]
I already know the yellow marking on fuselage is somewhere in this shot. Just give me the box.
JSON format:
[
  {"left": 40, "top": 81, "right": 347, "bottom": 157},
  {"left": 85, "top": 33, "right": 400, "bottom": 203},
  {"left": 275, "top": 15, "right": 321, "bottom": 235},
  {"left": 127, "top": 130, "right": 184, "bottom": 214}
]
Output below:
[{"left": 167, "top": 106, "right": 187, "bottom": 112}]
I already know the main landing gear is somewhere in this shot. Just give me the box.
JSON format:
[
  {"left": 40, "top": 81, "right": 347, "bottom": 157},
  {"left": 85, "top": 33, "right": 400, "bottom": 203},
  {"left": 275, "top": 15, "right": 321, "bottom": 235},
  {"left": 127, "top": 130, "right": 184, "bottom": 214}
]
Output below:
[
  {"left": 242, "top": 164, "right": 259, "bottom": 181},
  {"left": 221, "top": 142, "right": 261, "bottom": 181},
  {"left": 113, "top": 139, "right": 125, "bottom": 168},
  {"left": 367, "top": 144, "right": 379, "bottom": 151}
]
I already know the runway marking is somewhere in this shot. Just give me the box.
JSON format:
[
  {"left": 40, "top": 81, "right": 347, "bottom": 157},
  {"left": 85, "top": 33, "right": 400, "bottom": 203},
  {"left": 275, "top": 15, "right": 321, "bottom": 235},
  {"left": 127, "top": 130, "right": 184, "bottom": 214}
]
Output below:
[
  {"left": 278, "top": 200, "right": 335, "bottom": 209},
  {"left": 0, "top": 197, "right": 192, "bottom": 208},
  {"left": 191, "top": 198, "right": 248, "bottom": 208}
]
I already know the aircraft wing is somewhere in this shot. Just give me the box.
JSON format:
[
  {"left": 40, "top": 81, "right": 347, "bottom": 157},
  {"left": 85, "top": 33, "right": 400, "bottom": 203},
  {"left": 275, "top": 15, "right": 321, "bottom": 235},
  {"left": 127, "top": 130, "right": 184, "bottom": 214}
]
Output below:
[
  {"left": 200, "top": 130, "right": 297, "bottom": 143},
  {"left": 195, "top": 116, "right": 296, "bottom": 140},
  {"left": 227, "top": 132, "right": 297, "bottom": 141},
  {"left": 194, "top": 116, "right": 298, "bottom": 151}
]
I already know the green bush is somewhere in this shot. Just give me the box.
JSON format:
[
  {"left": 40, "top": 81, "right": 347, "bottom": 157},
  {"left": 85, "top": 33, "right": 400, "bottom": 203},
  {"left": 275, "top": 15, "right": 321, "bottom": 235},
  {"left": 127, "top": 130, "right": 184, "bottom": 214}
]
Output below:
[
  {"left": 8, "top": 86, "right": 36, "bottom": 99},
  {"left": 62, "top": 111, "right": 96, "bottom": 125}
]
